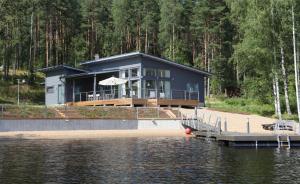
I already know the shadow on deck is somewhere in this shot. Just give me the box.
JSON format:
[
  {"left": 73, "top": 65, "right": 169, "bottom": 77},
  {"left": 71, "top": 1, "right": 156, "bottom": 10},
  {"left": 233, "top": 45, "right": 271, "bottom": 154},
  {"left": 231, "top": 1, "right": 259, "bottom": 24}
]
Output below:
[{"left": 67, "top": 98, "right": 199, "bottom": 107}]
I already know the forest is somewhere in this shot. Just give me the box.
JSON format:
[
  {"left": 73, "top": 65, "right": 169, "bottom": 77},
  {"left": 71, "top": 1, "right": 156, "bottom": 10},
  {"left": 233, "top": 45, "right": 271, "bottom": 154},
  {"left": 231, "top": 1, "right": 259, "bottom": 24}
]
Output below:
[{"left": 0, "top": 0, "right": 300, "bottom": 118}]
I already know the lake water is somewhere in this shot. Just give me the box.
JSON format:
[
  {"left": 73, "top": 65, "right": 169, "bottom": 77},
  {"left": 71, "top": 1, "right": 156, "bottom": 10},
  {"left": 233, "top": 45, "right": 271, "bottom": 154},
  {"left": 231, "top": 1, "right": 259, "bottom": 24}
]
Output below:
[{"left": 0, "top": 137, "right": 299, "bottom": 184}]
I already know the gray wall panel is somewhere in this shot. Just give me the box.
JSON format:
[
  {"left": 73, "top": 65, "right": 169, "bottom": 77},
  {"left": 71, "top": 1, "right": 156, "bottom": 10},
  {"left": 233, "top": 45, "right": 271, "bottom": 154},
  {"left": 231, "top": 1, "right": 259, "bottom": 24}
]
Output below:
[
  {"left": 141, "top": 57, "right": 205, "bottom": 103},
  {"left": 0, "top": 120, "right": 138, "bottom": 132}
]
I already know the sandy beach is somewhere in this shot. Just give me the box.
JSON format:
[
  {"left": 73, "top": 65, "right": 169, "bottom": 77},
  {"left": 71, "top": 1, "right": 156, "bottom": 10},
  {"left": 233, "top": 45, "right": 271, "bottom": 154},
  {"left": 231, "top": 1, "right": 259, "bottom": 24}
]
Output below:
[
  {"left": 0, "top": 130, "right": 189, "bottom": 140},
  {"left": 181, "top": 108, "right": 281, "bottom": 134}
]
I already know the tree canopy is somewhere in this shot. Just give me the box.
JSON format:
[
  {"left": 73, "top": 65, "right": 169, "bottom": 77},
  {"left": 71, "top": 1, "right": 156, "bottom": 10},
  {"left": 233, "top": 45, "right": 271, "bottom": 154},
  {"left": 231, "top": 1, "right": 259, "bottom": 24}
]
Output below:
[{"left": 1, "top": 0, "right": 300, "bottom": 114}]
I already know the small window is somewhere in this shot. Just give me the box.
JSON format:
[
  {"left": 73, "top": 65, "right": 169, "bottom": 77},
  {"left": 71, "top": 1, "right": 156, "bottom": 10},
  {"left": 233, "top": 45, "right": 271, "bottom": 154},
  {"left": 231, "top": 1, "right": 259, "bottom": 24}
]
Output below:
[
  {"left": 46, "top": 86, "right": 54, "bottom": 93},
  {"left": 131, "top": 68, "right": 139, "bottom": 77},
  {"left": 120, "top": 69, "right": 129, "bottom": 78},
  {"left": 144, "top": 68, "right": 156, "bottom": 76}
]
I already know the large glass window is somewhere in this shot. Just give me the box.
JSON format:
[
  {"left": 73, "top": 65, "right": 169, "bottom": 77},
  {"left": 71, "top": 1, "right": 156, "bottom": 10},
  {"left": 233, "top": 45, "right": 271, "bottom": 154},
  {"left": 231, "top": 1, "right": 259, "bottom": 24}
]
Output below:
[
  {"left": 144, "top": 68, "right": 156, "bottom": 76},
  {"left": 158, "top": 80, "right": 171, "bottom": 98},
  {"left": 144, "top": 80, "right": 156, "bottom": 98},
  {"left": 186, "top": 83, "right": 199, "bottom": 92},
  {"left": 131, "top": 80, "right": 139, "bottom": 98},
  {"left": 158, "top": 69, "right": 170, "bottom": 78}
]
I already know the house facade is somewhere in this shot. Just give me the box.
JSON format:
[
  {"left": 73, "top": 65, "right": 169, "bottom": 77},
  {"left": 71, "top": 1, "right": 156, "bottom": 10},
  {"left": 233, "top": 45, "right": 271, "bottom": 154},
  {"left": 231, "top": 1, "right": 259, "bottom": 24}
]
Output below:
[{"left": 40, "top": 52, "right": 211, "bottom": 107}]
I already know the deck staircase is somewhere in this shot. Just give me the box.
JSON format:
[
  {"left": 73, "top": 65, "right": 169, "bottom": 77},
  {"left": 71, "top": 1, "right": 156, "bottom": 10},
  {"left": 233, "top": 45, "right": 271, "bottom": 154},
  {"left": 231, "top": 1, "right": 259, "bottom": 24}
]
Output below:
[
  {"left": 277, "top": 135, "right": 291, "bottom": 149},
  {"left": 162, "top": 109, "right": 177, "bottom": 119},
  {"left": 54, "top": 108, "right": 67, "bottom": 119},
  {"left": 146, "top": 99, "right": 157, "bottom": 107}
]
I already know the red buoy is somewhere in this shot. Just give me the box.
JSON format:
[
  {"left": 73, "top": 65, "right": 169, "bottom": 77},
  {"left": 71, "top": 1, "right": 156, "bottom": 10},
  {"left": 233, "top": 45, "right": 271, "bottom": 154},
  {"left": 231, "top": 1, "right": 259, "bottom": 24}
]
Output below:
[{"left": 185, "top": 128, "right": 192, "bottom": 134}]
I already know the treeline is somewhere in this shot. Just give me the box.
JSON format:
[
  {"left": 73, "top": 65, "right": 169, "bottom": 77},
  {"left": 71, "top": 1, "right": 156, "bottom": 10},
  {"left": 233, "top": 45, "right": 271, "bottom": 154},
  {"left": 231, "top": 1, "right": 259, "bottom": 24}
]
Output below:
[{"left": 0, "top": 0, "right": 300, "bottom": 115}]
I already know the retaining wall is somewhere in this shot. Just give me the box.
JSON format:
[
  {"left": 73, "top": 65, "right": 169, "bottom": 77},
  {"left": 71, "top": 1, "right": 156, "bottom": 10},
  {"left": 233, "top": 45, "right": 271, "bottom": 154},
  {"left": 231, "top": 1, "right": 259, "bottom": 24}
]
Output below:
[{"left": 0, "top": 119, "right": 183, "bottom": 132}]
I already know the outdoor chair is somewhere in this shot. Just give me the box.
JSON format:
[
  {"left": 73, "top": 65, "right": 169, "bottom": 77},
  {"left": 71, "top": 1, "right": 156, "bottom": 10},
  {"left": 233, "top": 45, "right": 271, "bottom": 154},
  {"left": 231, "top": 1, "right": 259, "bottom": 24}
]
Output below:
[
  {"left": 96, "top": 94, "right": 100, "bottom": 100},
  {"left": 130, "top": 90, "right": 137, "bottom": 98},
  {"left": 88, "top": 94, "right": 93, "bottom": 101},
  {"left": 149, "top": 91, "right": 156, "bottom": 98}
]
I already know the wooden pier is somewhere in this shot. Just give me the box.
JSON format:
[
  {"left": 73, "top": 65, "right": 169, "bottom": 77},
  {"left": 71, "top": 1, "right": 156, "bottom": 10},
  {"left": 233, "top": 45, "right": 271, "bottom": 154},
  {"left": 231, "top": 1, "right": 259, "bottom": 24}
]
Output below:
[{"left": 194, "top": 131, "right": 300, "bottom": 148}]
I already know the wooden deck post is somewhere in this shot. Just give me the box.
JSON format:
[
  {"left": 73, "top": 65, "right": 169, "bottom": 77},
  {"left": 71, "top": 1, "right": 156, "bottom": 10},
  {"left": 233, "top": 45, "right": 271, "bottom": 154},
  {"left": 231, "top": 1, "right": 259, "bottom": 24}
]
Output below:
[
  {"left": 93, "top": 74, "right": 96, "bottom": 106},
  {"left": 72, "top": 79, "right": 75, "bottom": 102},
  {"left": 224, "top": 118, "right": 227, "bottom": 132},
  {"left": 247, "top": 118, "right": 250, "bottom": 134}
]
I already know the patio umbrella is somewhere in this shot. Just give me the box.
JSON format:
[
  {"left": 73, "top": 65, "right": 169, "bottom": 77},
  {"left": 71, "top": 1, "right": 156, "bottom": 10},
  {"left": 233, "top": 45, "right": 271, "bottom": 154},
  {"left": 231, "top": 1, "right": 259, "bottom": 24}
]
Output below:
[{"left": 98, "top": 76, "right": 128, "bottom": 86}]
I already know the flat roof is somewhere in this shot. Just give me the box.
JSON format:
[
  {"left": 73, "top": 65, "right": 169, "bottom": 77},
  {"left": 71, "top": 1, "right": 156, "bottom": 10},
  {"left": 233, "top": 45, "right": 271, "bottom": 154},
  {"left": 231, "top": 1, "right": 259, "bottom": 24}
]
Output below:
[{"left": 80, "top": 52, "right": 211, "bottom": 76}]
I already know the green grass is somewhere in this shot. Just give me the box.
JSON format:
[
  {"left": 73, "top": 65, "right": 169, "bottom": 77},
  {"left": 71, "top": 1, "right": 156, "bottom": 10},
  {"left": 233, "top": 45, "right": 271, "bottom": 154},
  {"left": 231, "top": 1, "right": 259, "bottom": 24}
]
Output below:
[
  {"left": 206, "top": 97, "right": 299, "bottom": 120},
  {"left": 0, "top": 70, "right": 45, "bottom": 105},
  {"left": 206, "top": 97, "right": 275, "bottom": 116},
  {"left": 2, "top": 105, "right": 56, "bottom": 119},
  {"left": 1, "top": 105, "right": 177, "bottom": 119}
]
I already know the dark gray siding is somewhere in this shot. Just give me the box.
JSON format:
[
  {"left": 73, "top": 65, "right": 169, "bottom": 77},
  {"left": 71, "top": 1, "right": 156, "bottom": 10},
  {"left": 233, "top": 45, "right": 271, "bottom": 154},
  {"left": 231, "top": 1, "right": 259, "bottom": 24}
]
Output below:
[
  {"left": 82, "top": 56, "right": 142, "bottom": 73},
  {"left": 44, "top": 68, "right": 87, "bottom": 106},
  {"left": 141, "top": 57, "right": 205, "bottom": 103}
]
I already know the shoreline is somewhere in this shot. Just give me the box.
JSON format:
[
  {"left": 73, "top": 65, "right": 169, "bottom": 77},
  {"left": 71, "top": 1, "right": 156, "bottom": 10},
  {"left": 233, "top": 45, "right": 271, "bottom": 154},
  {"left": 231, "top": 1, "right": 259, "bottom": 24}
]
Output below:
[{"left": 0, "top": 130, "right": 190, "bottom": 140}]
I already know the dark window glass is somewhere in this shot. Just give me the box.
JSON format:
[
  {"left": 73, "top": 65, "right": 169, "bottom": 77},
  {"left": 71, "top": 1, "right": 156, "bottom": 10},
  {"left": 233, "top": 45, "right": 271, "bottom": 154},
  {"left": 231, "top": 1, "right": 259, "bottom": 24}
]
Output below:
[
  {"left": 131, "top": 68, "right": 138, "bottom": 77},
  {"left": 144, "top": 68, "right": 156, "bottom": 76},
  {"left": 47, "top": 86, "right": 54, "bottom": 93}
]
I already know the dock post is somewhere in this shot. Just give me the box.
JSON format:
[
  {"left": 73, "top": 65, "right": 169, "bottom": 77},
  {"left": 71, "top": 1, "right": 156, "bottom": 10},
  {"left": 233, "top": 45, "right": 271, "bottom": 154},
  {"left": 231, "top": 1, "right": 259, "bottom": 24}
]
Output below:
[
  {"left": 224, "top": 118, "right": 227, "bottom": 132},
  {"left": 247, "top": 118, "right": 250, "bottom": 134},
  {"left": 218, "top": 120, "right": 222, "bottom": 135},
  {"left": 136, "top": 107, "right": 139, "bottom": 119},
  {"left": 194, "top": 107, "right": 197, "bottom": 118}
]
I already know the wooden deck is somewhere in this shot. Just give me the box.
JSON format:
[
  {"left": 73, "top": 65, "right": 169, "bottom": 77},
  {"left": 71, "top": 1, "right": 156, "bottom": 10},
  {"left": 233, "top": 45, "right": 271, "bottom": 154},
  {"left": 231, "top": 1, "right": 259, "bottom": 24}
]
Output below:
[
  {"left": 67, "top": 98, "right": 199, "bottom": 107},
  {"left": 194, "top": 131, "right": 300, "bottom": 147}
]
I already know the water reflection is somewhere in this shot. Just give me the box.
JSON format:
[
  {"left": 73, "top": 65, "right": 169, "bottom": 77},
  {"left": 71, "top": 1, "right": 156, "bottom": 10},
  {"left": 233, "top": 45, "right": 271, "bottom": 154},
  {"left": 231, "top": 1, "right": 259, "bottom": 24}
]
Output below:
[{"left": 0, "top": 138, "right": 299, "bottom": 183}]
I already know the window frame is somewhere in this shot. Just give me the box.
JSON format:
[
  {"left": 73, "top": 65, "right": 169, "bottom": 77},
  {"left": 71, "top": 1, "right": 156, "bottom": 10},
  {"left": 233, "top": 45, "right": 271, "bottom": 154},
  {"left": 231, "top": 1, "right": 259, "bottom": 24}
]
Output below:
[{"left": 46, "top": 86, "right": 54, "bottom": 94}]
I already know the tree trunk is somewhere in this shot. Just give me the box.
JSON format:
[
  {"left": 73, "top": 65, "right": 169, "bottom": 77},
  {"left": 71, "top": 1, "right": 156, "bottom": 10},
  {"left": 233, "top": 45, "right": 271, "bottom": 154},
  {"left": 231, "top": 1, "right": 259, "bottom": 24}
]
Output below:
[
  {"left": 49, "top": 19, "right": 53, "bottom": 65},
  {"left": 236, "top": 59, "right": 239, "bottom": 85},
  {"left": 292, "top": 6, "right": 300, "bottom": 123},
  {"left": 45, "top": 18, "right": 49, "bottom": 67},
  {"left": 145, "top": 26, "right": 148, "bottom": 54},
  {"left": 172, "top": 24, "right": 175, "bottom": 60},
  {"left": 280, "top": 47, "right": 292, "bottom": 115},
  {"left": 207, "top": 47, "right": 213, "bottom": 97},
  {"left": 275, "top": 74, "right": 282, "bottom": 120},
  {"left": 29, "top": 12, "right": 33, "bottom": 72},
  {"left": 204, "top": 33, "right": 207, "bottom": 97},
  {"left": 273, "top": 77, "right": 278, "bottom": 116}
]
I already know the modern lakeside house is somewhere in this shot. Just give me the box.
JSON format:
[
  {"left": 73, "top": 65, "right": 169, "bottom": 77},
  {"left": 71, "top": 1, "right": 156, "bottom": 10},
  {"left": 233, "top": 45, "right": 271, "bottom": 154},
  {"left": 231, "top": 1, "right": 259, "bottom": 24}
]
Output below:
[{"left": 40, "top": 52, "right": 211, "bottom": 107}]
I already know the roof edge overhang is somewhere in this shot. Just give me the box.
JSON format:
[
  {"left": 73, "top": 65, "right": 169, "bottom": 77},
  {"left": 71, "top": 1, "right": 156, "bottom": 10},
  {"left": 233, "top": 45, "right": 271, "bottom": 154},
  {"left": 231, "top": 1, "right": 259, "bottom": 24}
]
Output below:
[
  {"left": 37, "top": 65, "right": 88, "bottom": 74},
  {"left": 79, "top": 52, "right": 211, "bottom": 76},
  {"left": 80, "top": 52, "right": 141, "bottom": 66},
  {"left": 140, "top": 53, "right": 212, "bottom": 76},
  {"left": 64, "top": 69, "right": 121, "bottom": 79}
]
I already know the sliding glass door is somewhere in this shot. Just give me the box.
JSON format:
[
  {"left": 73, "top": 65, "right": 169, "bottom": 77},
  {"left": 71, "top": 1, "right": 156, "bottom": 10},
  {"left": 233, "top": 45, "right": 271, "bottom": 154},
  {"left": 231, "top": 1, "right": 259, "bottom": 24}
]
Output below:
[{"left": 158, "top": 80, "right": 171, "bottom": 99}]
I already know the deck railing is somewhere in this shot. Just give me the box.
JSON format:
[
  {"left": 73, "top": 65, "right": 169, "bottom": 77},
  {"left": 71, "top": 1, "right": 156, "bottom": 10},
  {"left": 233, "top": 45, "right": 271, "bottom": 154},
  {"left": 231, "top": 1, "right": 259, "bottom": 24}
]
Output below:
[{"left": 74, "top": 88, "right": 199, "bottom": 102}]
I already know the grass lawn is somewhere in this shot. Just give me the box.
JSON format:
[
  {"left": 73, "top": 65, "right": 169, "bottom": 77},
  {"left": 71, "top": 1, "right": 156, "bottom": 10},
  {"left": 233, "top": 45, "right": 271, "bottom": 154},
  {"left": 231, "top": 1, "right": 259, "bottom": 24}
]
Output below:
[
  {"left": 206, "top": 97, "right": 298, "bottom": 121},
  {"left": 0, "top": 105, "right": 178, "bottom": 120}
]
